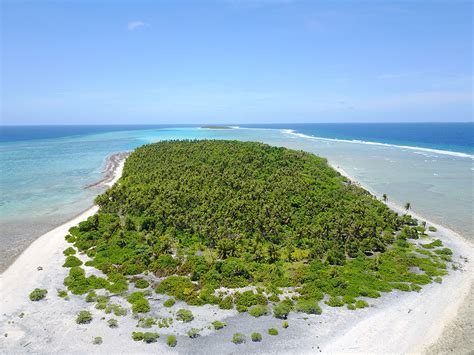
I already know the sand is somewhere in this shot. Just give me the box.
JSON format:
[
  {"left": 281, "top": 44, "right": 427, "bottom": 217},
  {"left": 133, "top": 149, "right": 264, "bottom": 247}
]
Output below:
[{"left": 1, "top": 157, "right": 473, "bottom": 354}]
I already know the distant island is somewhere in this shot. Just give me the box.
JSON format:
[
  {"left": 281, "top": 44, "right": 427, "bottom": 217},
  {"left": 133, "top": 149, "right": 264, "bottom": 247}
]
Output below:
[
  {"left": 200, "top": 125, "right": 234, "bottom": 129},
  {"left": 50, "top": 140, "right": 451, "bottom": 347}
]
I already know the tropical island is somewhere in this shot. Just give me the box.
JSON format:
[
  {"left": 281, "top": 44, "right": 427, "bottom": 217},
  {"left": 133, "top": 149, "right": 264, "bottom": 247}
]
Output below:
[{"left": 28, "top": 140, "right": 456, "bottom": 349}]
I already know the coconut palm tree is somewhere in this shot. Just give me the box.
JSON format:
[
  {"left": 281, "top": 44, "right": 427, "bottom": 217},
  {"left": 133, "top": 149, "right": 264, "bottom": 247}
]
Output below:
[
  {"left": 404, "top": 202, "right": 411, "bottom": 213},
  {"left": 382, "top": 194, "right": 387, "bottom": 202}
]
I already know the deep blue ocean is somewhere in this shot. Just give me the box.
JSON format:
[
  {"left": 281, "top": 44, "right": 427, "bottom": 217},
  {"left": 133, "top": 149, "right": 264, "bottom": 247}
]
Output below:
[
  {"left": 2, "top": 122, "right": 473, "bottom": 154},
  {"left": 0, "top": 123, "right": 472, "bottom": 271}
]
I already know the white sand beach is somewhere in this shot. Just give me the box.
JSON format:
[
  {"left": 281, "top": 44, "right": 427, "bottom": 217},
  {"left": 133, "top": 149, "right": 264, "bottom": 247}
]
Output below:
[{"left": 1, "top": 158, "right": 473, "bottom": 354}]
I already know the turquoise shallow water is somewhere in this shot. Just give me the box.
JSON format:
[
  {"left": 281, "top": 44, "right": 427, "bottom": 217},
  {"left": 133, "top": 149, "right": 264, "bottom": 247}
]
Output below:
[{"left": 0, "top": 126, "right": 472, "bottom": 271}]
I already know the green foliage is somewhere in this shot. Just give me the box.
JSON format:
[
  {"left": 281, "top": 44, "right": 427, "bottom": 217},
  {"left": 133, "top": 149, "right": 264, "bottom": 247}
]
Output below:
[
  {"left": 63, "top": 256, "right": 83, "bottom": 268},
  {"left": 249, "top": 305, "right": 268, "bottom": 317},
  {"left": 295, "top": 299, "right": 322, "bottom": 314},
  {"left": 273, "top": 301, "right": 293, "bottom": 319},
  {"left": 105, "top": 304, "right": 127, "bottom": 316},
  {"left": 422, "top": 239, "right": 443, "bottom": 249},
  {"left": 355, "top": 300, "right": 369, "bottom": 309},
  {"left": 176, "top": 309, "right": 194, "bottom": 322},
  {"left": 76, "top": 310, "right": 92, "bottom": 324},
  {"left": 212, "top": 320, "right": 226, "bottom": 330},
  {"left": 135, "top": 279, "right": 150, "bottom": 289},
  {"left": 187, "top": 328, "right": 200, "bottom": 338},
  {"left": 132, "top": 332, "right": 144, "bottom": 341},
  {"left": 167, "top": 335, "right": 177, "bottom": 347},
  {"left": 57, "top": 289, "right": 68, "bottom": 298},
  {"left": 107, "top": 318, "right": 118, "bottom": 328},
  {"left": 63, "top": 247, "right": 76, "bottom": 256},
  {"left": 62, "top": 141, "right": 449, "bottom": 316},
  {"left": 85, "top": 291, "right": 97, "bottom": 303},
  {"left": 143, "top": 332, "right": 159, "bottom": 343},
  {"left": 164, "top": 298, "right": 176, "bottom": 307},
  {"left": 29, "top": 288, "right": 47, "bottom": 301},
  {"left": 92, "top": 336, "right": 102, "bottom": 345},
  {"left": 137, "top": 317, "right": 156, "bottom": 328},
  {"left": 428, "top": 226, "right": 437, "bottom": 232},
  {"left": 268, "top": 328, "right": 279, "bottom": 336},
  {"left": 251, "top": 332, "right": 262, "bottom": 342},
  {"left": 232, "top": 333, "right": 246, "bottom": 344},
  {"left": 282, "top": 321, "right": 289, "bottom": 328}
]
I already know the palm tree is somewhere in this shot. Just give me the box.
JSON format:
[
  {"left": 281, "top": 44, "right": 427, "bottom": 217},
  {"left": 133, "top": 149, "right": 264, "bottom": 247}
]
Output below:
[
  {"left": 404, "top": 202, "right": 411, "bottom": 213},
  {"left": 382, "top": 194, "right": 387, "bottom": 202}
]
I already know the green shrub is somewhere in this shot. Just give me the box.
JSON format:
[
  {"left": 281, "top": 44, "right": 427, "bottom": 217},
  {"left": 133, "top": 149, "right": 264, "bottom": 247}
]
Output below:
[
  {"left": 428, "top": 226, "right": 437, "bottom": 232},
  {"left": 236, "top": 304, "right": 248, "bottom": 313},
  {"left": 105, "top": 303, "right": 127, "bottom": 316},
  {"left": 434, "top": 277, "right": 442, "bottom": 284},
  {"left": 95, "top": 295, "right": 108, "bottom": 310},
  {"left": 29, "top": 288, "right": 47, "bottom": 301},
  {"left": 422, "top": 239, "right": 443, "bottom": 249},
  {"left": 63, "top": 247, "right": 76, "bottom": 256},
  {"left": 63, "top": 256, "right": 83, "bottom": 268},
  {"left": 393, "top": 283, "right": 411, "bottom": 292},
  {"left": 132, "top": 298, "right": 150, "bottom": 313},
  {"left": 57, "top": 289, "right": 68, "bottom": 298},
  {"left": 411, "top": 283, "right": 422, "bottom": 292},
  {"left": 212, "top": 320, "right": 226, "bottom": 330},
  {"left": 268, "top": 294, "right": 280, "bottom": 302},
  {"left": 273, "top": 301, "right": 292, "bottom": 319},
  {"left": 76, "top": 310, "right": 93, "bottom": 324},
  {"left": 132, "top": 332, "right": 144, "bottom": 341},
  {"left": 295, "top": 299, "right": 322, "bottom": 314},
  {"left": 347, "top": 303, "right": 356, "bottom": 310},
  {"left": 135, "top": 279, "right": 150, "bottom": 289},
  {"left": 232, "top": 333, "right": 245, "bottom": 344},
  {"left": 164, "top": 298, "right": 176, "bottom": 307},
  {"left": 251, "top": 332, "right": 262, "bottom": 342},
  {"left": 176, "top": 309, "right": 194, "bottom": 322},
  {"left": 249, "top": 305, "right": 268, "bottom": 317},
  {"left": 65, "top": 234, "right": 76, "bottom": 243},
  {"left": 355, "top": 300, "right": 369, "bottom": 309},
  {"left": 167, "top": 335, "right": 177, "bottom": 347},
  {"left": 155, "top": 276, "right": 196, "bottom": 301},
  {"left": 325, "top": 296, "right": 345, "bottom": 307},
  {"left": 268, "top": 328, "right": 278, "bottom": 336},
  {"left": 107, "top": 318, "right": 118, "bottom": 328},
  {"left": 143, "top": 332, "right": 159, "bottom": 343},
  {"left": 85, "top": 291, "right": 97, "bottom": 303},
  {"left": 127, "top": 292, "right": 145, "bottom": 304},
  {"left": 282, "top": 321, "right": 289, "bottom": 328},
  {"left": 137, "top": 317, "right": 156, "bottom": 328},
  {"left": 187, "top": 328, "right": 200, "bottom": 338},
  {"left": 219, "top": 296, "right": 233, "bottom": 309},
  {"left": 92, "top": 336, "right": 102, "bottom": 345}
]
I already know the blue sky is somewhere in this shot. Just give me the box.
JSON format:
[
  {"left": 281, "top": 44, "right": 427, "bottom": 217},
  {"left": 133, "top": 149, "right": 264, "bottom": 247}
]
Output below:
[{"left": 1, "top": 0, "right": 472, "bottom": 125}]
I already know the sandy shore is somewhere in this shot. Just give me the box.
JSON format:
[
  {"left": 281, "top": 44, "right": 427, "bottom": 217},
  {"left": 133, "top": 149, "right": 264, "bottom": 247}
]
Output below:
[{"left": 1, "top": 157, "right": 473, "bottom": 354}]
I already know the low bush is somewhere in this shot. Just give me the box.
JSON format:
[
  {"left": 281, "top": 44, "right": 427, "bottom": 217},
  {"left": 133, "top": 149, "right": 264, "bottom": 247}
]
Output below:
[
  {"left": 105, "top": 303, "right": 127, "bottom": 316},
  {"left": 273, "top": 301, "right": 292, "bottom": 319},
  {"left": 107, "top": 318, "right": 118, "bottom": 328},
  {"left": 164, "top": 298, "right": 176, "bottom": 307},
  {"left": 251, "top": 332, "right": 262, "bottom": 342},
  {"left": 92, "top": 336, "right": 102, "bottom": 345},
  {"left": 219, "top": 296, "right": 234, "bottom": 309},
  {"left": 434, "top": 277, "right": 442, "bottom": 284},
  {"left": 421, "top": 239, "right": 443, "bottom": 249},
  {"left": 355, "top": 300, "right": 369, "bottom": 309},
  {"left": 63, "top": 247, "right": 76, "bottom": 256},
  {"left": 167, "top": 335, "right": 177, "bottom": 347},
  {"left": 143, "top": 332, "right": 159, "bottom": 343},
  {"left": 176, "top": 309, "right": 194, "bottom": 322},
  {"left": 428, "top": 226, "right": 437, "bottom": 232},
  {"left": 95, "top": 295, "right": 108, "bottom": 310},
  {"left": 282, "top": 321, "right": 289, "bottom": 328},
  {"left": 268, "top": 328, "right": 278, "bottom": 336},
  {"left": 29, "top": 288, "right": 47, "bottom": 301},
  {"left": 249, "top": 305, "right": 268, "bottom": 317},
  {"left": 85, "top": 291, "right": 97, "bottom": 303},
  {"left": 76, "top": 310, "right": 93, "bottom": 324},
  {"left": 132, "top": 298, "right": 150, "bottom": 313},
  {"left": 57, "top": 289, "right": 68, "bottom": 298},
  {"left": 325, "top": 296, "right": 345, "bottom": 307},
  {"left": 132, "top": 332, "right": 144, "bottom": 341},
  {"left": 295, "top": 299, "right": 322, "bottom": 314},
  {"left": 135, "top": 279, "right": 150, "bottom": 289},
  {"left": 137, "top": 317, "right": 156, "bottom": 328},
  {"left": 232, "top": 333, "right": 245, "bottom": 344},
  {"left": 212, "top": 320, "right": 226, "bottom": 330},
  {"left": 63, "top": 256, "right": 83, "bottom": 268},
  {"left": 268, "top": 294, "right": 280, "bottom": 303},
  {"left": 187, "top": 328, "right": 200, "bottom": 338}
]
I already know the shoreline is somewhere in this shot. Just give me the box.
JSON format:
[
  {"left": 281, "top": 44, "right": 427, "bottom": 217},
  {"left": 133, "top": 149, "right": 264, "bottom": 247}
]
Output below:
[{"left": 0, "top": 152, "right": 472, "bottom": 353}]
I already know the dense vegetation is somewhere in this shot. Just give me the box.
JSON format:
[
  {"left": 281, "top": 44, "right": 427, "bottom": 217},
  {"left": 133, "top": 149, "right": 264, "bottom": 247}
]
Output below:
[{"left": 63, "top": 140, "right": 451, "bottom": 330}]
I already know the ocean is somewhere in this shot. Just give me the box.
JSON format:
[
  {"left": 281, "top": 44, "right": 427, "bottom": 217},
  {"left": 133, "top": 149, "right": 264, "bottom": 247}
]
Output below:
[{"left": 0, "top": 123, "right": 472, "bottom": 271}]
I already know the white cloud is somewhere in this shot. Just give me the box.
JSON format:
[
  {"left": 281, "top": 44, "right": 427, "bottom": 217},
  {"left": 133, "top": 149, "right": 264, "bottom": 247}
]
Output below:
[{"left": 127, "top": 21, "right": 149, "bottom": 31}]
